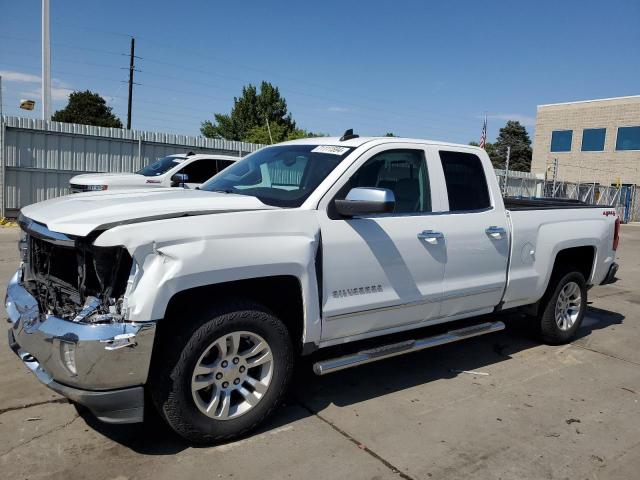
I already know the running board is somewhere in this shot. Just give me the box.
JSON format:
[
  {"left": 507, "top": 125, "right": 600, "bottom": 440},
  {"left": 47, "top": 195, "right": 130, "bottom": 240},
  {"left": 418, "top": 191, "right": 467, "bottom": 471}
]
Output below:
[{"left": 313, "top": 321, "right": 505, "bottom": 375}]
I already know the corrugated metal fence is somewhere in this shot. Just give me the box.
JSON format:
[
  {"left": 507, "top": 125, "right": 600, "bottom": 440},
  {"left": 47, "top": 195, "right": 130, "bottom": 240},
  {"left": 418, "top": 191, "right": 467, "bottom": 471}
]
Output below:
[
  {"left": 1, "top": 116, "right": 637, "bottom": 222},
  {"left": 0, "top": 116, "right": 264, "bottom": 217}
]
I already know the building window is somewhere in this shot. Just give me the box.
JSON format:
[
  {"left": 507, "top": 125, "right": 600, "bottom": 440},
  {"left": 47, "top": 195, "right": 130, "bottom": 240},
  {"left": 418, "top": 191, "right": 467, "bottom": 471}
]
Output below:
[
  {"left": 550, "top": 130, "right": 573, "bottom": 152},
  {"left": 581, "top": 128, "right": 606, "bottom": 151},
  {"left": 616, "top": 126, "right": 640, "bottom": 151}
]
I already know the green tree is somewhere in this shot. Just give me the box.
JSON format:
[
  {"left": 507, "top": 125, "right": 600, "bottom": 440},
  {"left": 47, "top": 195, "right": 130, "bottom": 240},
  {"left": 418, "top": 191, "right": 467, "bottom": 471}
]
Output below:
[
  {"left": 51, "top": 90, "right": 122, "bottom": 128},
  {"left": 201, "top": 81, "right": 297, "bottom": 141},
  {"left": 385, "top": 132, "right": 396, "bottom": 137},
  {"left": 492, "top": 120, "right": 532, "bottom": 171},
  {"left": 244, "top": 122, "right": 324, "bottom": 144}
]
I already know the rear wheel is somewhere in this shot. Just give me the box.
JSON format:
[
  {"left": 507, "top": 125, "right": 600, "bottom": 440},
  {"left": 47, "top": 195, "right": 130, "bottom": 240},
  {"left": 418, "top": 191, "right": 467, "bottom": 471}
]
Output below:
[
  {"left": 538, "top": 270, "right": 587, "bottom": 344},
  {"left": 150, "top": 300, "right": 293, "bottom": 444}
]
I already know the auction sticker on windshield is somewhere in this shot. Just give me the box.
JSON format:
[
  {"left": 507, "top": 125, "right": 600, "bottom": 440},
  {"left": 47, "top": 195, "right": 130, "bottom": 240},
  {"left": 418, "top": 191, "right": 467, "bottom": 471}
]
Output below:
[{"left": 311, "top": 145, "right": 351, "bottom": 155}]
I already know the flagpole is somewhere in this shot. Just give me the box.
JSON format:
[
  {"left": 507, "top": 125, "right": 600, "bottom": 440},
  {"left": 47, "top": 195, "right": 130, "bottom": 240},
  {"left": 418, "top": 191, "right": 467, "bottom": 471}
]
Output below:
[{"left": 480, "top": 113, "right": 487, "bottom": 149}]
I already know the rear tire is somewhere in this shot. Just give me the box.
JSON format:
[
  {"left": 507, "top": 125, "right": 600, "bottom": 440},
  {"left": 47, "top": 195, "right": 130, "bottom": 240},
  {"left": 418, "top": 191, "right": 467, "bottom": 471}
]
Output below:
[
  {"left": 538, "top": 269, "right": 587, "bottom": 345},
  {"left": 149, "top": 300, "right": 294, "bottom": 444}
]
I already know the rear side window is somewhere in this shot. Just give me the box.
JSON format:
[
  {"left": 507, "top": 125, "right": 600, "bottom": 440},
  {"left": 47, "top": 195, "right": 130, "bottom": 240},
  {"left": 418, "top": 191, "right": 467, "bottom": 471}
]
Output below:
[
  {"left": 216, "top": 159, "right": 234, "bottom": 172},
  {"left": 439, "top": 151, "right": 491, "bottom": 211},
  {"left": 181, "top": 159, "right": 220, "bottom": 183}
]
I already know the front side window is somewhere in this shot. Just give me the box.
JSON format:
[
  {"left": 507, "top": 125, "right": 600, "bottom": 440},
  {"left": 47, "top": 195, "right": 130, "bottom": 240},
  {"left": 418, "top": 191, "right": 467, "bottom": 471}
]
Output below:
[
  {"left": 341, "top": 149, "right": 431, "bottom": 214},
  {"left": 550, "top": 130, "right": 573, "bottom": 152},
  {"left": 616, "top": 126, "right": 640, "bottom": 151},
  {"left": 180, "top": 159, "right": 221, "bottom": 184},
  {"left": 581, "top": 128, "right": 606, "bottom": 151},
  {"left": 439, "top": 150, "right": 491, "bottom": 211},
  {"left": 201, "top": 144, "right": 352, "bottom": 207},
  {"left": 137, "top": 155, "right": 185, "bottom": 177}
]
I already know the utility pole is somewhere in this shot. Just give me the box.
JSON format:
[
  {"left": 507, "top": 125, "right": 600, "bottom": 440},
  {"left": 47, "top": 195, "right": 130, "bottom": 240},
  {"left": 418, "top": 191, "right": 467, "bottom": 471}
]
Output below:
[
  {"left": 41, "top": 0, "right": 51, "bottom": 120},
  {"left": 503, "top": 146, "right": 511, "bottom": 196},
  {"left": 126, "top": 37, "right": 135, "bottom": 129}
]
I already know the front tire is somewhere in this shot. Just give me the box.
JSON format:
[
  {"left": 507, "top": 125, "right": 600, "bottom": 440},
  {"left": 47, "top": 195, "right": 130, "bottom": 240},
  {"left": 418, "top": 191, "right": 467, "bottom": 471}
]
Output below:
[
  {"left": 150, "top": 300, "right": 293, "bottom": 444},
  {"left": 538, "top": 270, "right": 587, "bottom": 344}
]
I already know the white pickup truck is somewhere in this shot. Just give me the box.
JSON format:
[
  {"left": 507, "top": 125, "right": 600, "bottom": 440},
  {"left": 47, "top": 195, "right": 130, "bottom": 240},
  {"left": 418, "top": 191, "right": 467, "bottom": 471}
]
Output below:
[
  {"left": 69, "top": 152, "right": 238, "bottom": 192},
  {"left": 7, "top": 133, "right": 620, "bottom": 444}
]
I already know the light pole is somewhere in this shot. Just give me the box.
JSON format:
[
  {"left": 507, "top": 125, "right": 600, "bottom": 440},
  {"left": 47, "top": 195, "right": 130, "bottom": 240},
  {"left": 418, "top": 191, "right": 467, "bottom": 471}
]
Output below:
[{"left": 42, "top": 0, "right": 51, "bottom": 120}]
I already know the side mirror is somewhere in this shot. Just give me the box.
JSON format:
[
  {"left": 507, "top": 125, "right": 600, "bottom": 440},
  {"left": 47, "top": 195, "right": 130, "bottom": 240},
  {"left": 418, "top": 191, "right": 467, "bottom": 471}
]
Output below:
[
  {"left": 171, "top": 173, "right": 189, "bottom": 187},
  {"left": 334, "top": 187, "right": 395, "bottom": 217}
]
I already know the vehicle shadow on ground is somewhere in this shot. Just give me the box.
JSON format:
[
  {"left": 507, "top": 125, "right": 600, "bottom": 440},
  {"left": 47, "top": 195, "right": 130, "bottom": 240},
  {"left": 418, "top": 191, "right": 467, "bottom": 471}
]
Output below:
[{"left": 80, "top": 305, "right": 624, "bottom": 454}]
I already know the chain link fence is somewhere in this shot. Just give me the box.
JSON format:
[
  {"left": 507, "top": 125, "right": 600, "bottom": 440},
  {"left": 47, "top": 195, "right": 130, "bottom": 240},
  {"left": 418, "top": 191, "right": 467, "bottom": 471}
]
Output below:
[{"left": 495, "top": 170, "right": 639, "bottom": 223}]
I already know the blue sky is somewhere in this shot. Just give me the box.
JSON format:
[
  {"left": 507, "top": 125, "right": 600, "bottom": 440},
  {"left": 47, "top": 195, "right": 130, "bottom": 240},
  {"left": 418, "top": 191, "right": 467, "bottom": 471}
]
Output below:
[{"left": 1, "top": 0, "right": 638, "bottom": 144}]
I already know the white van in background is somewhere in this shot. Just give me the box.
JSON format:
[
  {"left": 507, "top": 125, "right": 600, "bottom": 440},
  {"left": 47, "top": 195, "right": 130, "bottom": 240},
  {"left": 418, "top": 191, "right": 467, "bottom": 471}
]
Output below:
[{"left": 69, "top": 152, "right": 239, "bottom": 192}]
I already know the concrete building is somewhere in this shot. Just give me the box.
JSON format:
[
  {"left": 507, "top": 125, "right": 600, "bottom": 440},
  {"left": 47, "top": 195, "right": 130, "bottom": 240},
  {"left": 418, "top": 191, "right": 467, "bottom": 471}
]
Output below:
[{"left": 531, "top": 95, "right": 640, "bottom": 185}]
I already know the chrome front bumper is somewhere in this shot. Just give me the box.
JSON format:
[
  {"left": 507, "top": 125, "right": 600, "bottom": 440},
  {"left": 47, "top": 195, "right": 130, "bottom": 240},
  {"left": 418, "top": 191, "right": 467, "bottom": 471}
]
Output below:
[{"left": 5, "top": 269, "right": 157, "bottom": 423}]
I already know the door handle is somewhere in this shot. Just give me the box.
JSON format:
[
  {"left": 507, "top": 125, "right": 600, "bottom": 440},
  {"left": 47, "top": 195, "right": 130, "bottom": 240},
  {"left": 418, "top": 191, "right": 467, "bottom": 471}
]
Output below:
[
  {"left": 485, "top": 226, "right": 506, "bottom": 239},
  {"left": 418, "top": 230, "right": 444, "bottom": 243}
]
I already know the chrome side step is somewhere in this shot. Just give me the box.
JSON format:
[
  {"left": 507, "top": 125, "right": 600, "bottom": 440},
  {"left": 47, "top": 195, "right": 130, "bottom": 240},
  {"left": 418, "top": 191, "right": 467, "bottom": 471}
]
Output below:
[{"left": 313, "top": 321, "right": 505, "bottom": 375}]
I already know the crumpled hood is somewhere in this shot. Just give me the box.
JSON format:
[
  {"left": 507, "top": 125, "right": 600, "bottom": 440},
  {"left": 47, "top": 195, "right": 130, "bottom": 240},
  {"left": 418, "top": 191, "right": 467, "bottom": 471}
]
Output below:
[{"left": 20, "top": 188, "right": 277, "bottom": 237}]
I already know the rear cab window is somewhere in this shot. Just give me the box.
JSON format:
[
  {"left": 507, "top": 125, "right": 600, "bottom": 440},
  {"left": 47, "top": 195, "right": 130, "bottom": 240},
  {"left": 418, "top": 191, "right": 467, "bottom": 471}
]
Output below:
[{"left": 439, "top": 150, "right": 491, "bottom": 211}]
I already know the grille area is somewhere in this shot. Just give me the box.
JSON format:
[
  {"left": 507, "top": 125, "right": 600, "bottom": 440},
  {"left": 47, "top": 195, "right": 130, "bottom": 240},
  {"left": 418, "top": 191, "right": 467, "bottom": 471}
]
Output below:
[
  {"left": 23, "top": 230, "right": 133, "bottom": 320},
  {"left": 69, "top": 183, "right": 88, "bottom": 193}
]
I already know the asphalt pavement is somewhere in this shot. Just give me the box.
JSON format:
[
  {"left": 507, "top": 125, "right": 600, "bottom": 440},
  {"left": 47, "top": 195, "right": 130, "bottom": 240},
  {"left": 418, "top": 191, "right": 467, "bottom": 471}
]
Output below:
[{"left": 0, "top": 225, "right": 638, "bottom": 480}]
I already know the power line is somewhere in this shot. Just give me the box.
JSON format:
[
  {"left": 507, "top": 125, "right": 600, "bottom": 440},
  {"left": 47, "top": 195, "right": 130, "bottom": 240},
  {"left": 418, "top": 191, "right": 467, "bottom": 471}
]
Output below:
[
  {"left": 0, "top": 34, "right": 480, "bottom": 138},
  {"left": 0, "top": 31, "right": 487, "bottom": 130},
  {"left": 1, "top": 35, "right": 471, "bottom": 134},
  {"left": 51, "top": 20, "right": 133, "bottom": 39}
]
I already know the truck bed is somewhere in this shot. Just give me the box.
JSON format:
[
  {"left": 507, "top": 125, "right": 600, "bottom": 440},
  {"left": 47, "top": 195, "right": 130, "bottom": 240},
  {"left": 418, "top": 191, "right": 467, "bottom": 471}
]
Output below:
[{"left": 504, "top": 196, "right": 611, "bottom": 211}]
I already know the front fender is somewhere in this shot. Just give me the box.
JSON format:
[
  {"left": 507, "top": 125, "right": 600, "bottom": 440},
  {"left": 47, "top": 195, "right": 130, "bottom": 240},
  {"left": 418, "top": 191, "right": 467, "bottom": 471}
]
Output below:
[{"left": 93, "top": 210, "right": 323, "bottom": 344}]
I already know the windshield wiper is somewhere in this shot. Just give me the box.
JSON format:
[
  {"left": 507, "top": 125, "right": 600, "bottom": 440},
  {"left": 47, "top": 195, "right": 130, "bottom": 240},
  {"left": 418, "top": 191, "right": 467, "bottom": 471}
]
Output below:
[{"left": 211, "top": 189, "right": 235, "bottom": 194}]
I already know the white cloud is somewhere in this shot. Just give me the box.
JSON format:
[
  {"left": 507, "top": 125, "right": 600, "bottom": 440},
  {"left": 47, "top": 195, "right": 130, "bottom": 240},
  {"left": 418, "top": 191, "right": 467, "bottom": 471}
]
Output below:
[
  {"left": 485, "top": 113, "right": 536, "bottom": 127},
  {"left": 327, "top": 106, "right": 351, "bottom": 113},
  {"left": 21, "top": 87, "right": 74, "bottom": 101},
  {"left": 1, "top": 69, "right": 74, "bottom": 102},
  {"left": 0, "top": 70, "right": 41, "bottom": 83}
]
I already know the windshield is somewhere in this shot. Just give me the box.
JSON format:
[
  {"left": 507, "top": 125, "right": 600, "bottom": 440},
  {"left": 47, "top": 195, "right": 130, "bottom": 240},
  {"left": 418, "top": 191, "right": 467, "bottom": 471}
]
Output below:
[
  {"left": 200, "top": 144, "right": 353, "bottom": 207},
  {"left": 136, "top": 155, "right": 185, "bottom": 177}
]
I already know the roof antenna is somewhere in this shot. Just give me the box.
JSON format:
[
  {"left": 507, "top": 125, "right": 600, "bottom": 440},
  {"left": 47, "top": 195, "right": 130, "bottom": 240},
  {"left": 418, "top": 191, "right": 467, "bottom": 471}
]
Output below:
[{"left": 339, "top": 129, "right": 359, "bottom": 141}]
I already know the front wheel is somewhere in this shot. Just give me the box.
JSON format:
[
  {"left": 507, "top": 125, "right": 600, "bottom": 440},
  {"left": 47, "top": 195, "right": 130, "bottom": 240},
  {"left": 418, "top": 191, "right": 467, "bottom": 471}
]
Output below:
[
  {"left": 150, "top": 301, "right": 294, "bottom": 444},
  {"left": 538, "top": 270, "right": 587, "bottom": 344}
]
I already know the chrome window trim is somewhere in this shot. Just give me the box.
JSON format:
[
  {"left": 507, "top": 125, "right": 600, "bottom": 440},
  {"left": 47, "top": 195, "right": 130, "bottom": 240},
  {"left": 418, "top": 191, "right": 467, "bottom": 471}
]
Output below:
[{"left": 345, "top": 205, "right": 496, "bottom": 220}]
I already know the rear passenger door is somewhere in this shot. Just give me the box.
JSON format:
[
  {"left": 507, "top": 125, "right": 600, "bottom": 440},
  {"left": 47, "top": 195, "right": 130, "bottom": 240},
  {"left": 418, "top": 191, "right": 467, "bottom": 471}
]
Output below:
[{"left": 425, "top": 147, "right": 509, "bottom": 317}]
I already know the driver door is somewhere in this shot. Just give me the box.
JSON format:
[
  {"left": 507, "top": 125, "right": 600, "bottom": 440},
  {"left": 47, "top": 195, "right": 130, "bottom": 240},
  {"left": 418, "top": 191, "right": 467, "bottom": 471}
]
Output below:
[{"left": 317, "top": 144, "right": 446, "bottom": 342}]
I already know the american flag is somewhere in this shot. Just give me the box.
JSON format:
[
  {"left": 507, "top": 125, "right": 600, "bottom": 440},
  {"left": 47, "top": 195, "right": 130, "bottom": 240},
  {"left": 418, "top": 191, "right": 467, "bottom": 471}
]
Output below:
[{"left": 479, "top": 115, "right": 487, "bottom": 149}]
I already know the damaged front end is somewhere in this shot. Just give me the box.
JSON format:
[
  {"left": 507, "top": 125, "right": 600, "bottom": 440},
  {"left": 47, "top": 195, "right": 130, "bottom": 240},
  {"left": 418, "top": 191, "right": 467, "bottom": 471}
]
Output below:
[
  {"left": 23, "top": 228, "right": 133, "bottom": 323},
  {"left": 6, "top": 215, "right": 156, "bottom": 424}
]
